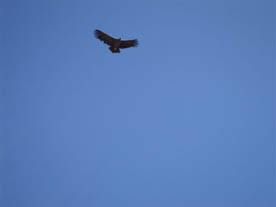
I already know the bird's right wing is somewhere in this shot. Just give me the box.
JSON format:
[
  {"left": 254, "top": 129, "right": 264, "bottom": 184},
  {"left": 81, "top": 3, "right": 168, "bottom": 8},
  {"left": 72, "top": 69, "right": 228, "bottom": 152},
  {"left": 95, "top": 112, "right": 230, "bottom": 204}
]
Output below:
[
  {"left": 94, "top": 30, "right": 114, "bottom": 46},
  {"left": 119, "top": 39, "right": 138, "bottom": 48}
]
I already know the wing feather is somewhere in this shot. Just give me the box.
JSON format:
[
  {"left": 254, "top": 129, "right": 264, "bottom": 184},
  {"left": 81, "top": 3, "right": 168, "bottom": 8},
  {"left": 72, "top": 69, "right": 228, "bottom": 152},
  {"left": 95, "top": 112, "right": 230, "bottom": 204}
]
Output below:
[
  {"left": 94, "top": 29, "right": 114, "bottom": 46},
  {"left": 119, "top": 39, "right": 138, "bottom": 49}
]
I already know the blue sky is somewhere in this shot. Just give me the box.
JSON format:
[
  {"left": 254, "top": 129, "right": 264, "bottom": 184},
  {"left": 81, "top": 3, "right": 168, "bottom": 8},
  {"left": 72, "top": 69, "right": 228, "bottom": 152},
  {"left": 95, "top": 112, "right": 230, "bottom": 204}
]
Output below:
[{"left": 1, "top": 0, "right": 275, "bottom": 207}]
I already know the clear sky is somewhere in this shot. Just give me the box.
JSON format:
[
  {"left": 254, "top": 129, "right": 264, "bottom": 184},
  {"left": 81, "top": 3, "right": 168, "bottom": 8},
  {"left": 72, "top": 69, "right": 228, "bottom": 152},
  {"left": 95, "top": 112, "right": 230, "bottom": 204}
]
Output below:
[{"left": 1, "top": 0, "right": 275, "bottom": 207}]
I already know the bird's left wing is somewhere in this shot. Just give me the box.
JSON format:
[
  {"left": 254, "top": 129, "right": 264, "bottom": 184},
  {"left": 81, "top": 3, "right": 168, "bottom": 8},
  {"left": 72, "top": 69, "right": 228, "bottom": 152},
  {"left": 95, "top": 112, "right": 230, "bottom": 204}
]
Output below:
[
  {"left": 94, "top": 29, "right": 114, "bottom": 46},
  {"left": 119, "top": 39, "right": 138, "bottom": 48}
]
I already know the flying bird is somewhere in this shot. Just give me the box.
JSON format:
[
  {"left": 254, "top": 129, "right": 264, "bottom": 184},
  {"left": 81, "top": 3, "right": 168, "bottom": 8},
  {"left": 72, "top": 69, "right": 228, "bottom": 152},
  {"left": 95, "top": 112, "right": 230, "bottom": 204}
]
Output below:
[{"left": 94, "top": 29, "right": 138, "bottom": 53}]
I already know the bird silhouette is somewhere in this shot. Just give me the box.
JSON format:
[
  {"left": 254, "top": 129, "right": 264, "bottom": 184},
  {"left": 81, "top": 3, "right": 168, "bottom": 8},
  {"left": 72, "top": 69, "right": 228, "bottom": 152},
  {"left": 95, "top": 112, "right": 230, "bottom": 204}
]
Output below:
[{"left": 94, "top": 29, "right": 138, "bottom": 53}]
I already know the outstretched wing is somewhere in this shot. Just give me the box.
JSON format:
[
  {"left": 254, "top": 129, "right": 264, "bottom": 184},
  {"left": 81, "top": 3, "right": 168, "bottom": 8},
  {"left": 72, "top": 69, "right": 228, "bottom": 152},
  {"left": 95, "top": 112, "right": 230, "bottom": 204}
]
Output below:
[
  {"left": 119, "top": 39, "right": 138, "bottom": 49},
  {"left": 94, "top": 29, "right": 115, "bottom": 46}
]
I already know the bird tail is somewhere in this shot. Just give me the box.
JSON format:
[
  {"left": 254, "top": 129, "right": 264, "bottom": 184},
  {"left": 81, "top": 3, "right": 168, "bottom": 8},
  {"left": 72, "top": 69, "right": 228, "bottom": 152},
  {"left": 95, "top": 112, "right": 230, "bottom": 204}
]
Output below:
[{"left": 109, "top": 47, "right": 120, "bottom": 53}]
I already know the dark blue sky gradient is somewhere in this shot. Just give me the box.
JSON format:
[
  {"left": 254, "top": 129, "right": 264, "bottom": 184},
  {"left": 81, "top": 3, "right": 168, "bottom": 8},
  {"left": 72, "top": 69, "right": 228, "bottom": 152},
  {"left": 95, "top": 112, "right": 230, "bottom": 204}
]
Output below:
[{"left": 1, "top": 0, "right": 275, "bottom": 207}]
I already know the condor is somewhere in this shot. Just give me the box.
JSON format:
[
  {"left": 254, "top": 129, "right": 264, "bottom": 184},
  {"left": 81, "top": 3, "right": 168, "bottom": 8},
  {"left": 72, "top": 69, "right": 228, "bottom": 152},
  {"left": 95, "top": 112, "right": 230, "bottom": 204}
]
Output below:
[{"left": 94, "top": 29, "right": 138, "bottom": 53}]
